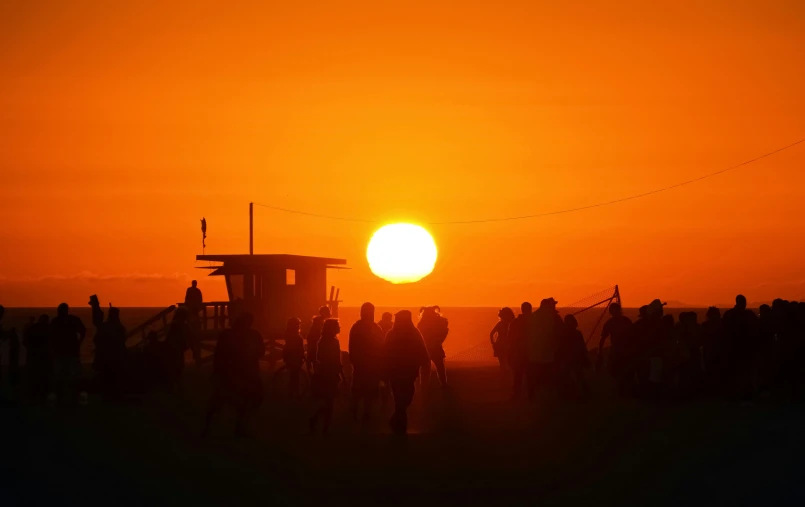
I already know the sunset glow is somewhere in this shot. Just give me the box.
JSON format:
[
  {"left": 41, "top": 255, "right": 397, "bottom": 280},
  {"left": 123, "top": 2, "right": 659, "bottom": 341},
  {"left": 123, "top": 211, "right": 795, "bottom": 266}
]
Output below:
[{"left": 367, "top": 224, "right": 437, "bottom": 284}]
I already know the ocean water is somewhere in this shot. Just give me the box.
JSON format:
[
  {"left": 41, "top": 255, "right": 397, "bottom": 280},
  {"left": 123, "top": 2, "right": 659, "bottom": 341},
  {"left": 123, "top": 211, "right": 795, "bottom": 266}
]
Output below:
[{"left": 2, "top": 305, "right": 708, "bottom": 365}]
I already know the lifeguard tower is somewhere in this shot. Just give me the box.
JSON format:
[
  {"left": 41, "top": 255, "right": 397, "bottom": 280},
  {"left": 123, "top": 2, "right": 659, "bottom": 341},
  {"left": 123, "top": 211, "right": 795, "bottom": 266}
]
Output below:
[{"left": 194, "top": 253, "right": 347, "bottom": 338}]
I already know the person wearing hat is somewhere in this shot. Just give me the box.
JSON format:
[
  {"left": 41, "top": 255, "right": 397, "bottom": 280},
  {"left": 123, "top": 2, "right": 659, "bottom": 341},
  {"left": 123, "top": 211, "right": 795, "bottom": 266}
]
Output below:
[
  {"left": 383, "top": 310, "right": 430, "bottom": 435},
  {"left": 527, "top": 298, "right": 563, "bottom": 400}
]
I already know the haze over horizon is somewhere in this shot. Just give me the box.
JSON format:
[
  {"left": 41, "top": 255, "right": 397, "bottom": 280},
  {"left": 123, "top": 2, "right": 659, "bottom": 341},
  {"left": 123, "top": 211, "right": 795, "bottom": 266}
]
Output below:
[{"left": 2, "top": 1, "right": 805, "bottom": 308}]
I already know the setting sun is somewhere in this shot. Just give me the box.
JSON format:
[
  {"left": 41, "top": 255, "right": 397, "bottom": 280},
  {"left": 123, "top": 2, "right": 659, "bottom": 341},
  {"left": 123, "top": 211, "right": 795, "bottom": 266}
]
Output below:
[{"left": 367, "top": 223, "right": 438, "bottom": 284}]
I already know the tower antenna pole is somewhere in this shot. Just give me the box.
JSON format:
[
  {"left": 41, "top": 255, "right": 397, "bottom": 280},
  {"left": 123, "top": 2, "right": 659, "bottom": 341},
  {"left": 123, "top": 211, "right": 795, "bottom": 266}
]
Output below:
[{"left": 249, "top": 202, "right": 254, "bottom": 255}]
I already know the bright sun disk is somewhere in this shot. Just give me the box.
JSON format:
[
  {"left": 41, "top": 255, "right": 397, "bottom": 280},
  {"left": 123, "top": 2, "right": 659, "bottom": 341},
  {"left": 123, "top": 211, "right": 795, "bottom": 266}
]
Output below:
[{"left": 367, "top": 223, "right": 437, "bottom": 284}]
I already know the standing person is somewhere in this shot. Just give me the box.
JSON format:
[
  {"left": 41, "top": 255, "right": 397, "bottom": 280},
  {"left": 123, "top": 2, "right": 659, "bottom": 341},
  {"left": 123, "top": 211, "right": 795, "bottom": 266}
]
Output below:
[
  {"left": 49, "top": 303, "right": 87, "bottom": 405},
  {"left": 527, "top": 298, "right": 563, "bottom": 400},
  {"left": 383, "top": 310, "right": 430, "bottom": 435},
  {"left": 559, "top": 314, "right": 590, "bottom": 398},
  {"left": 597, "top": 303, "right": 634, "bottom": 395},
  {"left": 722, "top": 294, "right": 758, "bottom": 401},
  {"left": 282, "top": 318, "right": 305, "bottom": 398},
  {"left": 675, "top": 312, "right": 703, "bottom": 398},
  {"left": 183, "top": 281, "right": 203, "bottom": 365},
  {"left": 184, "top": 280, "right": 204, "bottom": 316},
  {"left": 24, "top": 315, "right": 52, "bottom": 400},
  {"left": 378, "top": 312, "right": 393, "bottom": 337},
  {"left": 377, "top": 311, "right": 394, "bottom": 406},
  {"left": 349, "top": 303, "right": 384, "bottom": 423},
  {"left": 309, "top": 319, "right": 343, "bottom": 435},
  {"left": 418, "top": 306, "right": 449, "bottom": 388},
  {"left": 701, "top": 306, "right": 724, "bottom": 394},
  {"left": 164, "top": 308, "right": 191, "bottom": 386},
  {"left": 93, "top": 306, "right": 128, "bottom": 401},
  {"left": 202, "top": 313, "right": 265, "bottom": 437},
  {"left": 490, "top": 307, "right": 516, "bottom": 370},
  {"left": 508, "top": 302, "right": 532, "bottom": 399},
  {"left": 306, "top": 306, "right": 331, "bottom": 375}
]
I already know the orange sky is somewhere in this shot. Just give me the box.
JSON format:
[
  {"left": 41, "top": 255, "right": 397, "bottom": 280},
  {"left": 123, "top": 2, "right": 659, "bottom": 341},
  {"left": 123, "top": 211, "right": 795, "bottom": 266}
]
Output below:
[{"left": 2, "top": 0, "right": 804, "bottom": 308}]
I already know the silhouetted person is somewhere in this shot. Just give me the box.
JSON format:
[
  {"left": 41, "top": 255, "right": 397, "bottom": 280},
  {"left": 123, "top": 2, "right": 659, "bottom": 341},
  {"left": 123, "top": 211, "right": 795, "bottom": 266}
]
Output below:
[
  {"left": 675, "top": 311, "right": 702, "bottom": 398},
  {"left": 490, "top": 307, "right": 516, "bottom": 370},
  {"left": 378, "top": 312, "right": 393, "bottom": 337},
  {"left": 24, "top": 315, "right": 52, "bottom": 400},
  {"left": 184, "top": 280, "right": 203, "bottom": 316},
  {"left": 203, "top": 313, "right": 265, "bottom": 437},
  {"left": 349, "top": 303, "right": 384, "bottom": 423},
  {"left": 93, "top": 306, "right": 128, "bottom": 401},
  {"left": 89, "top": 294, "right": 104, "bottom": 329},
  {"left": 757, "top": 304, "right": 775, "bottom": 393},
  {"left": 309, "top": 319, "right": 343, "bottom": 435},
  {"left": 559, "top": 314, "right": 590, "bottom": 399},
  {"left": 282, "top": 317, "right": 305, "bottom": 398},
  {"left": 722, "top": 294, "right": 758, "bottom": 401},
  {"left": 508, "top": 302, "right": 532, "bottom": 399},
  {"left": 701, "top": 306, "right": 724, "bottom": 393},
  {"left": 383, "top": 310, "right": 430, "bottom": 435},
  {"left": 658, "top": 313, "right": 676, "bottom": 397},
  {"left": 49, "top": 303, "right": 87, "bottom": 405},
  {"left": 597, "top": 303, "right": 634, "bottom": 395},
  {"left": 527, "top": 298, "right": 563, "bottom": 400},
  {"left": 306, "top": 306, "right": 331, "bottom": 374},
  {"left": 377, "top": 311, "right": 394, "bottom": 405},
  {"left": 418, "top": 306, "right": 449, "bottom": 388},
  {"left": 184, "top": 281, "right": 203, "bottom": 364},
  {"left": 164, "top": 308, "right": 191, "bottom": 386}
]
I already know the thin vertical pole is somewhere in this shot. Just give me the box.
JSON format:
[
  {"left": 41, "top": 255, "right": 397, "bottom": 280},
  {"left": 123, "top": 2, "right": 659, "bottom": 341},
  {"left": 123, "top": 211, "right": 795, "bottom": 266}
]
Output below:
[{"left": 249, "top": 202, "right": 254, "bottom": 255}]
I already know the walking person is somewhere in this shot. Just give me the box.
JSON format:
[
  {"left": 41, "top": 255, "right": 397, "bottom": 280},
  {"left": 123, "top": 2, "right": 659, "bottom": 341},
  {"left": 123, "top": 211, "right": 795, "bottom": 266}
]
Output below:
[
  {"left": 49, "top": 303, "right": 87, "bottom": 405},
  {"left": 418, "top": 306, "right": 449, "bottom": 388},
  {"left": 282, "top": 318, "right": 305, "bottom": 398},
  {"left": 490, "top": 307, "right": 516, "bottom": 370},
  {"left": 508, "top": 302, "right": 532, "bottom": 399},
  {"left": 349, "top": 303, "right": 384, "bottom": 423},
  {"left": 383, "top": 310, "right": 430, "bottom": 435},
  {"left": 202, "top": 313, "right": 265, "bottom": 437},
  {"left": 309, "top": 319, "right": 343, "bottom": 435}
]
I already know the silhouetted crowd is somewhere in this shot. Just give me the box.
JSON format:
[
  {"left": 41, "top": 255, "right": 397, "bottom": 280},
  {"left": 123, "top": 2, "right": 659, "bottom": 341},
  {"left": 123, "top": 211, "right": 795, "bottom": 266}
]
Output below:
[
  {"left": 4, "top": 288, "right": 805, "bottom": 438},
  {"left": 490, "top": 295, "right": 805, "bottom": 403}
]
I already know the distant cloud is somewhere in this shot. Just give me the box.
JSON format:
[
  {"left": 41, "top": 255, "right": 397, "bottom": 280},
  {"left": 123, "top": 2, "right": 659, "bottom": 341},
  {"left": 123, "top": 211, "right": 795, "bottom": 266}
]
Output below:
[{"left": 0, "top": 271, "right": 191, "bottom": 283}]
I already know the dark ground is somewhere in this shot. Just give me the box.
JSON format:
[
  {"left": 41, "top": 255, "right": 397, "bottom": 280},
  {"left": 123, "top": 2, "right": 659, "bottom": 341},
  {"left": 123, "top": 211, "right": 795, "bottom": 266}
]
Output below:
[{"left": 3, "top": 363, "right": 805, "bottom": 506}]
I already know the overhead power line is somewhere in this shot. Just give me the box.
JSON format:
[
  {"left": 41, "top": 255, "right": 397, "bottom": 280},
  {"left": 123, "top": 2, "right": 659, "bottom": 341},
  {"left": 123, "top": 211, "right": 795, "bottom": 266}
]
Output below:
[{"left": 254, "top": 138, "right": 803, "bottom": 225}]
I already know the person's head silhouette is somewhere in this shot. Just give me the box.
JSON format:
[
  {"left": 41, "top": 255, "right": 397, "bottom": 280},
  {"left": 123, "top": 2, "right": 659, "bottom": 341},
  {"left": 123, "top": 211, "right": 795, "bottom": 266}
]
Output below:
[
  {"left": 360, "top": 302, "right": 375, "bottom": 321},
  {"left": 564, "top": 314, "right": 578, "bottom": 329},
  {"left": 319, "top": 306, "right": 331, "bottom": 319},
  {"left": 498, "top": 307, "right": 515, "bottom": 322},
  {"left": 322, "top": 318, "right": 340, "bottom": 337},
  {"left": 735, "top": 294, "right": 747, "bottom": 310},
  {"left": 609, "top": 303, "right": 622, "bottom": 317},
  {"left": 57, "top": 303, "right": 68, "bottom": 317},
  {"left": 394, "top": 310, "right": 413, "bottom": 326},
  {"left": 520, "top": 302, "right": 533, "bottom": 315},
  {"left": 381, "top": 312, "right": 392, "bottom": 323},
  {"left": 705, "top": 306, "right": 721, "bottom": 321},
  {"left": 191, "top": 280, "right": 198, "bottom": 288}
]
